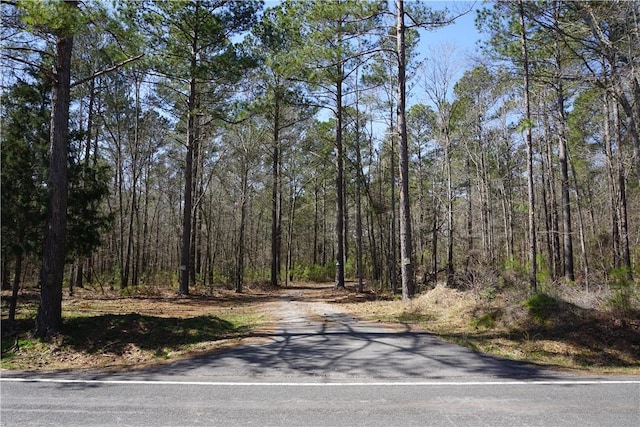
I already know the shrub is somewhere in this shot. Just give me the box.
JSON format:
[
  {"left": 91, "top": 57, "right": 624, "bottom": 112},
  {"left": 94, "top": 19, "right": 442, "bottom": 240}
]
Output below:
[
  {"left": 607, "top": 268, "right": 638, "bottom": 317},
  {"left": 523, "top": 293, "right": 559, "bottom": 326}
]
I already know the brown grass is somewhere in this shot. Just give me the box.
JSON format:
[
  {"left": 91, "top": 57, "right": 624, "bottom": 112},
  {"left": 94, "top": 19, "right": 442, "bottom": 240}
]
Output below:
[
  {"left": 1, "top": 284, "right": 282, "bottom": 372},
  {"left": 336, "top": 284, "right": 640, "bottom": 375},
  {"left": 2, "top": 281, "right": 639, "bottom": 375}
]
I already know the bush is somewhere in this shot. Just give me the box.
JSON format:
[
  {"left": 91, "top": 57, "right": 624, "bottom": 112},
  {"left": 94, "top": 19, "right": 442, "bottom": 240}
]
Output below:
[
  {"left": 523, "top": 293, "right": 559, "bottom": 326},
  {"left": 607, "top": 268, "right": 638, "bottom": 317},
  {"left": 289, "top": 264, "right": 334, "bottom": 282}
]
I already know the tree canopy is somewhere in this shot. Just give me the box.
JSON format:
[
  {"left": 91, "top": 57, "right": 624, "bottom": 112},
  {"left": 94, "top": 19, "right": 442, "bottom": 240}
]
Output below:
[{"left": 1, "top": 0, "right": 638, "bottom": 335}]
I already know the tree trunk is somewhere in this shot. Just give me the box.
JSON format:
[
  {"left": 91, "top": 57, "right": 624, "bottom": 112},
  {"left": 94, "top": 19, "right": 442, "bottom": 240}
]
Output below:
[
  {"left": 431, "top": 188, "right": 439, "bottom": 284},
  {"left": 334, "top": 67, "right": 346, "bottom": 289},
  {"left": 179, "top": 77, "right": 197, "bottom": 295},
  {"left": 583, "top": 4, "right": 640, "bottom": 186},
  {"left": 416, "top": 143, "right": 427, "bottom": 271},
  {"left": 445, "top": 132, "right": 454, "bottom": 287},
  {"left": 140, "top": 161, "right": 151, "bottom": 282},
  {"left": 389, "top": 104, "right": 398, "bottom": 294},
  {"left": 8, "top": 230, "right": 24, "bottom": 328},
  {"left": 604, "top": 94, "right": 621, "bottom": 268},
  {"left": 355, "top": 115, "right": 364, "bottom": 293},
  {"left": 75, "top": 262, "right": 83, "bottom": 290},
  {"left": 555, "top": 78, "right": 574, "bottom": 282},
  {"left": 321, "top": 184, "right": 327, "bottom": 266},
  {"left": 2, "top": 250, "right": 10, "bottom": 290},
  {"left": 124, "top": 168, "right": 137, "bottom": 289},
  {"left": 465, "top": 158, "right": 473, "bottom": 273},
  {"left": 613, "top": 102, "right": 632, "bottom": 279},
  {"left": 397, "top": 0, "right": 415, "bottom": 300},
  {"left": 271, "top": 93, "right": 281, "bottom": 286},
  {"left": 519, "top": 0, "right": 537, "bottom": 294},
  {"left": 569, "top": 153, "right": 590, "bottom": 290},
  {"left": 286, "top": 188, "right": 297, "bottom": 286},
  {"left": 368, "top": 206, "right": 380, "bottom": 283},
  {"left": 313, "top": 180, "right": 319, "bottom": 266},
  {"left": 35, "top": 7, "right": 75, "bottom": 336},
  {"left": 190, "top": 123, "right": 201, "bottom": 286},
  {"left": 236, "top": 170, "right": 248, "bottom": 293},
  {"left": 478, "top": 126, "right": 494, "bottom": 267},
  {"left": 540, "top": 129, "right": 557, "bottom": 278},
  {"left": 114, "top": 102, "right": 126, "bottom": 289}
]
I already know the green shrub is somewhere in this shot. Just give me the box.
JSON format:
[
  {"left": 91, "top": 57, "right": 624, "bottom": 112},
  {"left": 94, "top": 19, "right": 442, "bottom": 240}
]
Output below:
[
  {"left": 607, "top": 268, "right": 638, "bottom": 316},
  {"left": 472, "top": 310, "right": 501, "bottom": 329},
  {"left": 308, "top": 264, "right": 334, "bottom": 282},
  {"left": 524, "top": 293, "right": 559, "bottom": 325}
]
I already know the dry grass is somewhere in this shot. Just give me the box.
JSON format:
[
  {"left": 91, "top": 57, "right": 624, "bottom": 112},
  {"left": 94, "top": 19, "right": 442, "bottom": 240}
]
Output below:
[
  {"left": 2, "top": 281, "right": 639, "bottom": 375},
  {"left": 337, "top": 284, "right": 640, "bottom": 375},
  {"left": 1, "top": 285, "right": 281, "bottom": 372}
]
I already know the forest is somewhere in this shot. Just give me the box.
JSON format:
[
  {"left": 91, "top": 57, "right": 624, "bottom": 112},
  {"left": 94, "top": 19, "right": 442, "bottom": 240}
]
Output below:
[{"left": 1, "top": 0, "right": 638, "bottom": 338}]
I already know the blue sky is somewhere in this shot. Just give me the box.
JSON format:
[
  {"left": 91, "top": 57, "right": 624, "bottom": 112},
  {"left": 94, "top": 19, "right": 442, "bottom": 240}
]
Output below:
[
  {"left": 417, "top": 1, "right": 485, "bottom": 57},
  {"left": 411, "top": 1, "right": 487, "bottom": 105},
  {"left": 261, "top": 0, "right": 488, "bottom": 120},
  {"left": 262, "top": 0, "right": 485, "bottom": 48}
]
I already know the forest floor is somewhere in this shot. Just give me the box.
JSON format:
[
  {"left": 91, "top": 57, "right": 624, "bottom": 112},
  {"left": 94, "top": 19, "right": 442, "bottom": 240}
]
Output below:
[{"left": 1, "top": 281, "right": 639, "bottom": 375}]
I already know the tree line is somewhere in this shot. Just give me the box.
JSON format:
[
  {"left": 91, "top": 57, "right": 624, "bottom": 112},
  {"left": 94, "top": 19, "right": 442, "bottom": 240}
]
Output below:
[{"left": 1, "top": 0, "right": 638, "bottom": 336}]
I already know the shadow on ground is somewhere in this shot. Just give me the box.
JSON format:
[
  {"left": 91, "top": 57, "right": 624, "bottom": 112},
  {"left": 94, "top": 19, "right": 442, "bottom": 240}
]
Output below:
[{"left": 108, "top": 319, "right": 559, "bottom": 383}]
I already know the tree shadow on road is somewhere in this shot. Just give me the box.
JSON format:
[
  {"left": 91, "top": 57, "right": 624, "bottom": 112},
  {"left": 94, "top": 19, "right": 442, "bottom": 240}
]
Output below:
[{"left": 116, "top": 319, "right": 558, "bottom": 382}]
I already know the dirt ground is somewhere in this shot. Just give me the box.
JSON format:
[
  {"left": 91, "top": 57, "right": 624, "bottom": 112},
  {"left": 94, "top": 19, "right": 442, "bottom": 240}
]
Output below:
[
  {"left": 0, "top": 282, "right": 364, "bottom": 372},
  {"left": 1, "top": 281, "right": 639, "bottom": 374}
]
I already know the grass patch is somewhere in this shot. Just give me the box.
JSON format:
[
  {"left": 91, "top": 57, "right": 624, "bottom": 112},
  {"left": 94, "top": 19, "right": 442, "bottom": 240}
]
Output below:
[
  {"left": 337, "top": 284, "right": 640, "bottom": 374},
  {"left": 395, "top": 311, "right": 435, "bottom": 324},
  {"left": 471, "top": 309, "right": 501, "bottom": 329},
  {"left": 3, "top": 282, "right": 639, "bottom": 375},
  {"left": 1, "top": 286, "right": 273, "bottom": 371},
  {"left": 1, "top": 312, "right": 264, "bottom": 371},
  {"left": 524, "top": 293, "right": 559, "bottom": 326},
  {"left": 61, "top": 313, "right": 254, "bottom": 356}
]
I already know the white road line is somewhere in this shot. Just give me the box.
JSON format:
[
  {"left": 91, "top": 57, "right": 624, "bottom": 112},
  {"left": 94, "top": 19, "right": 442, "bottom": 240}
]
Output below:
[{"left": 1, "top": 378, "right": 639, "bottom": 386}]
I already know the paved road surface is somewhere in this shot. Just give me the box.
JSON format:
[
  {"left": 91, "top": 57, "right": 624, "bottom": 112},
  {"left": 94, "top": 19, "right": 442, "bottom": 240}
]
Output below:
[{"left": 2, "top": 289, "right": 639, "bottom": 426}]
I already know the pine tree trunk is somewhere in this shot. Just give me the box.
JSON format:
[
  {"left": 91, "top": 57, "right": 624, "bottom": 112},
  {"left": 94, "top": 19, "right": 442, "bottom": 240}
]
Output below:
[
  {"left": 539, "top": 132, "right": 556, "bottom": 278},
  {"left": 236, "top": 170, "right": 248, "bottom": 293},
  {"left": 313, "top": 181, "right": 319, "bottom": 266},
  {"left": 445, "top": 133, "right": 454, "bottom": 287},
  {"left": 189, "top": 120, "right": 200, "bottom": 286},
  {"left": 271, "top": 94, "right": 281, "bottom": 286},
  {"left": 465, "top": 158, "right": 473, "bottom": 273},
  {"left": 604, "top": 95, "right": 621, "bottom": 268},
  {"left": 397, "top": 0, "right": 414, "bottom": 299},
  {"left": 389, "top": 104, "right": 398, "bottom": 294},
  {"left": 286, "top": 188, "right": 297, "bottom": 285},
  {"left": 334, "top": 67, "right": 346, "bottom": 289},
  {"left": 556, "top": 86, "right": 574, "bottom": 282},
  {"left": 431, "top": 199, "right": 438, "bottom": 284},
  {"left": 355, "top": 119, "right": 364, "bottom": 293},
  {"left": 569, "top": 154, "right": 590, "bottom": 290},
  {"left": 179, "top": 76, "right": 197, "bottom": 295},
  {"left": 35, "top": 9, "right": 75, "bottom": 336},
  {"left": 519, "top": 0, "right": 537, "bottom": 294},
  {"left": 2, "top": 250, "right": 10, "bottom": 291},
  {"left": 613, "top": 102, "right": 632, "bottom": 279},
  {"left": 8, "top": 229, "right": 24, "bottom": 328}
]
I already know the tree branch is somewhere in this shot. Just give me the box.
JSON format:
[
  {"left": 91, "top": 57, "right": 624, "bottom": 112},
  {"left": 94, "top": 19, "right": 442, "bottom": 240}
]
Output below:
[
  {"left": 406, "top": 2, "right": 476, "bottom": 30},
  {"left": 70, "top": 53, "right": 145, "bottom": 88},
  {"left": 1, "top": 52, "right": 55, "bottom": 80}
]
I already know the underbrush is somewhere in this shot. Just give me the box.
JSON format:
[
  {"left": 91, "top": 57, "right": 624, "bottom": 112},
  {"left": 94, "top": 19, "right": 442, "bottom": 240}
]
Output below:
[
  {"left": 340, "top": 282, "right": 640, "bottom": 374},
  {"left": 3, "top": 280, "right": 638, "bottom": 374}
]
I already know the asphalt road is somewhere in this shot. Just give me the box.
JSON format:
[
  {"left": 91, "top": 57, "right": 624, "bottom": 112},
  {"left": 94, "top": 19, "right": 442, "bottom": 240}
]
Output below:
[{"left": 2, "top": 291, "right": 639, "bottom": 426}]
